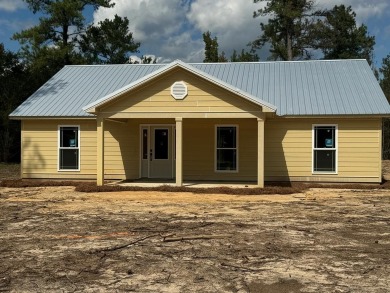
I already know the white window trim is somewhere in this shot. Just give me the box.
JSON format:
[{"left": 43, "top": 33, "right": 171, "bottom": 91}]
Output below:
[
  {"left": 215, "top": 125, "right": 239, "bottom": 173},
  {"left": 312, "top": 124, "right": 338, "bottom": 175},
  {"left": 58, "top": 125, "right": 80, "bottom": 172}
]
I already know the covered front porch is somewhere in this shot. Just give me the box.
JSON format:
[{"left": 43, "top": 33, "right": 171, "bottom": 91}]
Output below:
[{"left": 96, "top": 114, "right": 266, "bottom": 187}]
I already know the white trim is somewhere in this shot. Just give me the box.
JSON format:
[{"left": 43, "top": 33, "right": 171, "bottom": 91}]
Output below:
[
  {"left": 58, "top": 125, "right": 80, "bottom": 172},
  {"left": 139, "top": 124, "right": 175, "bottom": 179},
  {"left": 312, "top": 124, "right": 338, "bottom": 175},
  {"left": 215, "top": 125, "right": 239, "bottom": 173}
]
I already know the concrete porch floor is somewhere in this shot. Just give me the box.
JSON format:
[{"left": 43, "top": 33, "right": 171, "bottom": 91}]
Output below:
[{"left": 110, "top": 179, "right": 259, "bottom": 189}]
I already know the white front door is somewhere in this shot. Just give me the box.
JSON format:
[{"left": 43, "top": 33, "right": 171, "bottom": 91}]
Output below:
[{"left": 141, "top": 125, "right": 174, "bottom": 179}]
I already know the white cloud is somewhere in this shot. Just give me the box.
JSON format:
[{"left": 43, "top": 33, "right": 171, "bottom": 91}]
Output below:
[
  {"left": 95, "top": 0, "right": 187, "bottom": 41},
  {"left": 0, "top": 0, "right": 25, "bottom": 12},
  {"left": 93, "top": 0, "right": 199, "bottom": 62},
  {"left": 187, "top": 0, "right": 267, "bottom": 58},
  {"left": 93, "top": 0, "right": 390, "bottom": 63},
  {"left": 316, "top": 0, "right": 390, "bottom": 23}
]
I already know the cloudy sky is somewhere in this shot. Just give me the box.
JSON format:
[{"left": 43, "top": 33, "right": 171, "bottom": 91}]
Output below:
[{"left": 1, "top": 0, "right": 390, "bottom": 66}]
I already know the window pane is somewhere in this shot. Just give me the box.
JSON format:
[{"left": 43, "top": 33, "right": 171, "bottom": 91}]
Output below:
[
  {"left": 314, "top": 150, "right": 335, "bottom": 172},
  {"left": 60, "top": 149, "right": 79, "bottom": 170},
  {"left": 315, "top": 126, "right": 335, "bottom": 148},
  {"left": 217, "top": 127, "right": 236, "bottom": 148},
  {"left": 154, "top": 129, "right": 168, "bottom": 159},
  {"left": 142, "top": 129, "right": 148, "bottom": 160},
  {"left": 217, "top": 149, "right": 237, "bottom": 171},
  {"left": 61, "top": 127, "right": 78, "bottom": 147}
]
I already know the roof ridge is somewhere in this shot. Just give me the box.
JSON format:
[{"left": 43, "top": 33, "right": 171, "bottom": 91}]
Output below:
[{"left": 189, "top": 59, "right": 367, "bottom": 65}]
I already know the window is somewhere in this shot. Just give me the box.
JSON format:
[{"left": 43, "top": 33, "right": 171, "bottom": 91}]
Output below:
[
  {"left": 59, "top": 126, "right": 79, "bottom": 170},
  {"left": 154, "top": 129, "right": 169, "bottom": 160},
  {"left": 216, "top": 126, "right": 237, "bottom": 171},
  {"left": 142, "top": 128, "right": 148, "bottom": 160},
  {"left": 313, "top": 125, "right": 337, "bottom": 173}
]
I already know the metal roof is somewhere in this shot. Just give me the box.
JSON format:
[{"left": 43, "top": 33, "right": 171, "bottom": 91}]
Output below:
[
  {"left": 10, "top": 59, "right": 390, "bottom": 118},
  {"left": 82, "top": 60, "right": 276, "bottom": 113}
]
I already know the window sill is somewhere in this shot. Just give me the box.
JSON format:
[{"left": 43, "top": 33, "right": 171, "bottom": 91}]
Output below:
[{"left": 312, "top": 172, "right": 338, "bottom": 175}]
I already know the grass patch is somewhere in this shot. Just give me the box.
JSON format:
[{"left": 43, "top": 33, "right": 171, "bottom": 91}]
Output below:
[{"left": 1, "top": 179, "right": 390, "bottom": 195}]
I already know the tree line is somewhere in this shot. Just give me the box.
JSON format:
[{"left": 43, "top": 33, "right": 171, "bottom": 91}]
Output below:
[{"left": 1, "top": 0, "right": 390, "bottom": 162}]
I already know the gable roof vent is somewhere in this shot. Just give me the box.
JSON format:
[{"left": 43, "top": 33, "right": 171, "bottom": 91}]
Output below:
[{"left": 171, "top": 81, "right": 188, "bottom": 100}]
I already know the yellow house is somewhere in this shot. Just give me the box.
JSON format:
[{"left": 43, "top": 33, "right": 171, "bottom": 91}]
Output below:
[{"left": 10, "top": 60, "right": 390, "bottom": 186}]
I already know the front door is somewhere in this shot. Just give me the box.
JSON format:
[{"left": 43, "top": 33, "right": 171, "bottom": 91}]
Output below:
[{"left": 141, "top": 126, "right": 174, "bottom": 179}]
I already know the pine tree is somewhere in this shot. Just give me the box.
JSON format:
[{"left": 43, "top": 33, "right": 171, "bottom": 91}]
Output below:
[
  {"left": 252, "top": 0, "right": 316, "bottom": 60},
  {"left": 313, "top": 5, "right": 375, "bottom": 64}
]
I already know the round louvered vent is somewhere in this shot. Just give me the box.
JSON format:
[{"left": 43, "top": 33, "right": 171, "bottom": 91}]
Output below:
[{"left": 171, "top": 81, "right": 188, "bottom": 100}]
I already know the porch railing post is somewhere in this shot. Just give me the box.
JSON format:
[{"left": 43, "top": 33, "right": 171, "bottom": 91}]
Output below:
[
  {"left": 97, "top": 117, "right": 105, "bottom": 186},
  {"left": 257, "top": 118, "right": 265, "bottom": 188},
  {"left": 175, "top": 117, "right": 183, "bottom": 186}
]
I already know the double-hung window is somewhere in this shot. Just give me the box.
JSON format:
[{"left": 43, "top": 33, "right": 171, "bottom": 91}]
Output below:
[
  {"left": 59, "top": 126, "right": 80, "bottom": 171},
  {"left": 313, "top": 125, "right": 337, "bottom": 173},
  {"left": 216, "top": 126, "right": 238, "bottom": 172}
]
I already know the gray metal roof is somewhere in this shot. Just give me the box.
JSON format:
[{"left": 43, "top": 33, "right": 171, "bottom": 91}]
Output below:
[{"left": 10, "top": 59, "right": 390, "bottom": 117}]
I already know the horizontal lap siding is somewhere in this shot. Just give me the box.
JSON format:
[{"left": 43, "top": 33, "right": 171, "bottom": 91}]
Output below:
[
  {"left": 100, "top": 69, "right": 261, "bottom": 114},
  {"left": 22, "top": 120, "right": 97, "bottom": 179},
  {"left": 265, "top": 118, "right": 381, "bottom": 182},
  {"left": 103, "top": 120, "right": 139, "bottom": 179},
  {"left": 183, "top": 119, "right": 257, "bottom": 181}
]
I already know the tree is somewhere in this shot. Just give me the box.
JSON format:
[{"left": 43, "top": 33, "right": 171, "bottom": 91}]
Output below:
[
  {"left": 253, "top": 0, "right": 317, "bottom": 61},
  {"left": 380, "top": 55, "right": 390, "bottom": 159},
  {"left": 128, "top": 55, "right": 157, "bottom": 64},
  {"left": 312, "top": 5, "right": 375, "bottom": 64},
  {"left": 79, "top": 15, "right": 140, "bottom": 64},
  {"left": 0, "top": 44, "right": 37, "bottom": 162},
  {"left": 13, "top": 0, "right": 114, "bottom": 74},
  {"left": 231, "top": 49, "right": 259, "bottom": 62},
  {"left": 203, "top": 31, "right": 242, "bottom": 63},
  {"left": 380, "top": 54, "right": 390, "bottom": 103},
  {"left": 203, "top": 31, "right": 219, "bottom": 62}
]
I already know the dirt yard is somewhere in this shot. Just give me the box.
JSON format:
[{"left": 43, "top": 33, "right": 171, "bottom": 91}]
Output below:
[{"left": 0, "top": 166, "right": 390, "bottom": 292}]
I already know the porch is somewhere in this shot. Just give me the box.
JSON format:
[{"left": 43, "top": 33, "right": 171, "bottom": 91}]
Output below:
[{"left": 96, "top": 116, "right": 266, "bottom": 187}]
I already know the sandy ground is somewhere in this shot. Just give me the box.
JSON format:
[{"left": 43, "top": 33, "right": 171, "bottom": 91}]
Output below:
[{"left": 0, "top": 185, "right": 389, "bottom": 292}]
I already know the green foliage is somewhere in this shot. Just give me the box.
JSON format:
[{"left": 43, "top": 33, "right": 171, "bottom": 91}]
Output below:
[
  {"left": 312, "top": 5, "right": 375, "bottom": 64},
  {"left": 203, "top": 31, "right": 256, "bottom": 63},
  {"left": 379, "top": 55, "right": 390, "bottom": 159},
  {"left": 203, "top": 31, "right": 219, "bottom": 62},
  {"left": 13, "top": 0, "right": 114, "bottom": 73},
  {"left": 253, "top": 0, "right": 316, "bottom": 61},
  {"left": 79, "top": 15, "right": 140, "bottom": 64},
  {"left": 230, "top": 49, "right": 259, "bottom": 62},
  {"left": 0, "top": 44, "right": 40, "bottom": 162},
  {"left": 380, "top": 55, "right": 390, "bottom": 103}
]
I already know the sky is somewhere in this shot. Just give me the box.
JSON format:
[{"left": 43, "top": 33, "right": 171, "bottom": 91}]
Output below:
[{"left": 0, "top": 0, "right": 390, "bottom": 67}]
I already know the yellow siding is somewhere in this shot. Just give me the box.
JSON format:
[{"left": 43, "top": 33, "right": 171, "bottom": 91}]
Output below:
[
  {"left": 22, "top": 120, "right": 97, "bottom": 179},
  {"left": 265, "top": 117, "right": 382, "bottom": 182},
  {"left": 99, "top": 68, "right": 262, "bottom": 115},
  {"left": 22, "top": 117, "right": 382, "bottom": 183},
  {"left": 103, "top": 119, "right": 139, "bottom": 179}
]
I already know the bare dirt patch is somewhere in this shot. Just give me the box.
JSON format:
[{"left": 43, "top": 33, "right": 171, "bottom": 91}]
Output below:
[{"left": 1, "top": 186, "right": 389, "bottom": 292}]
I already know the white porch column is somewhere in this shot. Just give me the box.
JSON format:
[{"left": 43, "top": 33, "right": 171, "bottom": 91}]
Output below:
[
  {"left": 257, "top": 118, "right": 265, "bottom": 188},
  {"left": 97, "top": 117, "right": 105, "bottom": 186},
  {"left": 175, "top": 117, "right": 183, "bottom": 186}
]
